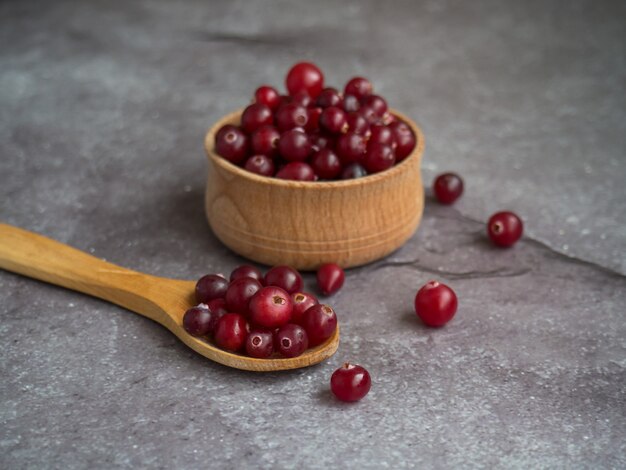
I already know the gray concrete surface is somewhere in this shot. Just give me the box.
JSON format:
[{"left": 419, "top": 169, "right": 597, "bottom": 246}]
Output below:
[{"left": 1, "top": 0, "right": 625, "bottom": 468}]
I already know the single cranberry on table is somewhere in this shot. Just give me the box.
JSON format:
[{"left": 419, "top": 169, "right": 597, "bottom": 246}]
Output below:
[
  {"left": 264, "top": 265, "right": 303, "bottom": 294},
  {"left": 316, "top": 88, "right": 343, "bottom": 108},
  {"left": 275, "top": 323, "right": 309, "bottom": 358},
  {"left": 276, "top": 103, "right": 308, "bottom": 132},
  {"left": 336, "top": 132, "right": 367, "bottom": 164},
  {"left": 248, "top": 286, "right": 293, "bottom": 328},
  {"left": 319, "top": 106, "right": 348, "bottom": 134},
  {"left": 363, "top": 143, "right": 395, "bottom": 173},
  {"left": 285, "top": 62, "right": 324, "bottom": 98},
  {"left": 230, "top": 265, "right": 264, "bottom": 283},
  {"left": 316, "top": 263, "right": 345, "bottom": 296},
  {"left": 245, "top": 329, "right": 274, "bottom": 358},
  {"left": 214, "top": 313, "right": 249, "bottom": 352},
  {"left": 300, "top": 304, "right": 337, "bottom": 346},
  {"left": 433, "top": 172, "right": 464, "bottom": 205},
  {"left": 344, "top": 77, "right": 373, "bottom": 100},
  {"left": 251, "top": 125, "right": 280, "bottom": 157},
  {"left": 225, "top": 277, "right": 262, "bottom": 314},
  {"left": 241, "top": 103, "right": 273, "bottom": 134},
  {"left": 215, "top": 125, "right": 249, "bottom": 164},
  {"left": 275, "top": 162, "right": 315, "bottom": 181},
  {"left": 244, "top": 155, "right": 275, "bottom": 176},
  {"left": 278, "top": 129, "right": 312, "bottom": 162},
  {"left": 330, "top": 363, "right": 371, "bottom": 402},
  {"left": 195, "top": 274, "right": 229, "bottom": 303},
  {"left": 254, "top": 85, "right": 281, "bottom": 110},
  {"left": 487, "top": 211, "right": 523, "bottom": 247},
  {"left": 341, "top": 163, "right": 368, "bottom": 179},
  {"left": 311, "top": 149, "right": 342, "bottom": 180},
  {"left": 414, "top": 280, "right": 458, "bottom": 327},
  {"left": 183, "top": 304, "right": 216, "bottom": 337},
  {"left": 389, "top": 121, "right": 416, "bottom": 161},
  {"left": 291, "top": 292, "right": 319, "bottom": 324}
]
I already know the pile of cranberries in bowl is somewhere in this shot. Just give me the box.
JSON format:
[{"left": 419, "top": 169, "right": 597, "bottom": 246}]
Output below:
[
  {"left": 182, "top": 264, "right": 342, "bottom": 359},
  {"left": 214, "top": 62, "right": 417, "bottom": 181}
]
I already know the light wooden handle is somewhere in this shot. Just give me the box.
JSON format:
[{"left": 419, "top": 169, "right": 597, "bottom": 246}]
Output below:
[{"left": 0, "top": 223, "right": 165, "bottom": 323}]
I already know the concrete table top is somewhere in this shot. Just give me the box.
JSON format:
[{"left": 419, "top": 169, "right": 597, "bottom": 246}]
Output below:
[{"left": 1, "top": 1, "right": 625, "bottom": 468}]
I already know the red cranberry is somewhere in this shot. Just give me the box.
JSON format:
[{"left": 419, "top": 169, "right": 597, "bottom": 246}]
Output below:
[
  {"left": 215, "top": 125, "right": 249, "bottom": 164},
  {"left": 275, "top": 324, "right": 308, "bottom": 358},
  {"left": 275, "top": 162, "right": 315, "bottom": 181},
  {"left": 346, "top": 113, "right": 370, "bottom": 135},
  {"left": 300, "top": 304, "right": 337, "bottom": 346},
  {"left": 278, "top": 129, "right": 311, "bottom": 162},
  {"left": 245, "top": 329, "right": 274, "bottom": 358},
  {"left": 320, "top": 106, "right": 348, "bottom": 134},
  {"left": 248, "top": 286, "right": 293, "bottom": 328},
  {"left": 389, "top": 121, "right": 416, "bottom": 161},
  {"left": 251, "top": 125, "right": 280, "bottom": 157},
  {"left": 487, "top": 211, "right": 523, "bottom": 247},
  {"left": 311, "top": 133, "right": 334, "bottom": 152},
  {"left": 330, "top": 363, "right": 371, "bottom": 402},
  {"left": 344, "top": 77, "right": 373, "bottom": 100},
  {"left": 336, "top": 132, "right": 366, "bottom": 164},
  {"left": 361, "top": 95, "right": 387, "bottom": 116},
  {"left": 244, "top": 155, "right": 275, "bottom": 176},
  {"left": 241, "top": 103, "right": 273, "bottom": 134},
  {"left": 207, "top": 298, "right": 228, "bottom": 318},
  {"left": 254, "top": 85, "right": 281, "bottom": 110},
  {"left": 225, "top": 277, "right": 262, "bottom": 314},
  {"left": 341, "top": 163, "right": 367, "bottom": 179},
  {"left": 368, "top": 124, "right": 396, "bottom": 148},
  {"left": 182, "top": 304, "right": 216, "bottom": 337},
  {"left": 291, "top": 90, "right": 313, "bottom": 107},
  {"left": 264, "top": 265, "right": 303, "bottom": 294},
  {"left": 230, "top": 265, "right": 264, "bottom": 283},
  {"left": 358, "top": 105, "right": 378, "bottom": 124},
  {"left": 276, "top": 103, "right": 308, "bottom": 132},
  {"left": 214, "top": 313, "right": 248, "bottom": 352},
  {"left": 342, "top": 94, "right": 360, "bottom": 113},
  {"left": 316, "top": 88, "right": 343, "bottom": 108},
  {"left": 291, "top": 292, "right": 319, "bottom": 324},
  {"left": 195, "top": 274, "right": 228, "bottom": 303},
  {"left": 311, "top": 149, "right": 342, "bottom": 180},
  {"left": 414, "top": 280, "right": 457, "bottom": 327},
  {"left": 433, "top": 172, "right": 464, "bottom": 204},
  {"left": 363, "top": 143, "right": 395, "bottom": 173},
  {"left": 305, "top": 107, "right": 322, "bottom": 133},
  {"left": 285, "top": 62, "right": 324, "bottom": 98},
  {"left": 316, "top": 263, "right": 345, "bottom": 296}
]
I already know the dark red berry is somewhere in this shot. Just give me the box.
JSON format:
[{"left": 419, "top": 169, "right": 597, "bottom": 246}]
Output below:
[
  {"left": 320, "top": 106, "right": 348, "bottom": 134},
  {"left": 300, "top": 304, "right": 337, "bottom": 346},
  {"left": 330, "top": 363, "right": 371, "bottom": 402},
  {"left": 316, "top": 263, "right": 345, "bottom": 295},
  {"left": 311, "top": 149, "right": 342, "bottom": 180},
  {"left": 251, "top": 125, "right": 280, "bottom": 157},
  {"left": 215, "top": 125, "right": 249, "bottom": 164},
  {"left": 336, "top": 132, "right": 366, "bottom": 164},
  {"left": 183, "top": 304, "right": 216, "bottom": 337},
  {"left": 342, "top": 94, "right": 360, "bottom": 113},
  {"left": 344, "top": 77, "right": 373, "bottom": 100},
  {"left": 346, "top": 113, "right": 370, "bottom": 135},
  {"left": 275, "top": 324, "right": 308, "bottom": 358},
  {"left": 363, "top": 143, "right": 395, "bottom": 173},
  {"left": 255, "top": 86, "right": 281, "bottom": 110},
  {"left": 225, "top": 277, "right": 262, "bottom": 314},
  {"left": 214, "top": 313, "right": 248, "bottom": 352},
  {"left": 245, "top": 329, "right": 274, "bottom": 358},
  {"left": 275, "top": 162, "right": 315, "bottom": 181},
  {"left": 341, "top": 163, "right": 367, "bottom": 179},
  {"left": 291, "top": 292, "right": 319, "bottom": 324},
  {"left": 248, "top": 286, "right": 293, "bottom": 328},
  {"left": 278, "top": 129, "right": 312, "bottom": 162},
  {"left": 389, "top": 121, "right": 416, "bottom": 161},
  {"left": 433, "top": 173, "right": 464, "bottom": 204},
  {"left": 241, "top": 103, "right": 273, "bottom": 134},
  {"left": 230, "top": 265, "right": 264, "bottom": 283},
  {"left": 276, "top": 103, "right": 308, "bottom": 132},
  {"left": 487, "top": 212, "right": 523, "bottom": 247},
  {"left": 310, "top": 133, "right": 334, "bottom": 152},
  {"left": 358, "top": 105, "right": 378, "bottom": 124},
  {"left": 291, "top": 90, "right": 313, "bottom": 107},
  {"left": 195, "top": 274, "right": 229, "bottom": 303},
  {"left": 264, "top": 266, "right": 303, "bottom": 294},
  {"left": 361, "top": 95, "right": 387, "bottom": 116},
  {"left": 286, "top": 62, "right": 324, "bottom": 98},
  {"left": 368, "top": 124, "right": 396, "bottom": 148},
  {"left": 305, "top": 107, "right": 322, "bottom": 133},
  {"left": 244, "top": 155, "right": 275, "bottom": 176},
  {"left": 207, "top": 298, "right": 228, "bottom": 318},
  {"left": 414, "top": 280, "right": 457, "bottom": 327},
  {"left": 316, "top": 88, "right": 343, "bottom": 108}
]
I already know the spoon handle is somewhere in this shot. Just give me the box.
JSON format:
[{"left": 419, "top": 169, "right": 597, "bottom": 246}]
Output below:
[{"left": 0, "top": 223, "right": 173, "bottom": 324}]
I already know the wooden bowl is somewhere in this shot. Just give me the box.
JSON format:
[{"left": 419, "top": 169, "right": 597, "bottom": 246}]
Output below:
[{"left": 203, "top": 109, "right": 425, "bottom": 271}]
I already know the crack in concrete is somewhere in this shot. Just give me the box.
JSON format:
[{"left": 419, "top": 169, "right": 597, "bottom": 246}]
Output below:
[{"left": 371, "top": 258, "right": 531, "bottom": 280}]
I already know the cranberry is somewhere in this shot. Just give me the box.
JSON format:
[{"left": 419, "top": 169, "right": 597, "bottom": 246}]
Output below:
[
  {"left": 310, "top": 133, "right": 334, "bottom": 152},
  {"left": 361, "top": 95, "right": 387, "bottom": 116},
  {"left": 254, "top": 85, "right": 281, "bottom": 110},
  {"left": 285, "top": 62, "right": 324, "bottom": 98},
  {"left": 278, "top": 129, "right": 311, "bottom": 162},
  {"left": 414, "top": 280, "right": 457, "bottom": 327},
  {"left": 320, "top": 106, "right": 348, "bottom": 134},
  {"left": 241, "top": 103, "right": 273, "bottom": 134},
  {"left": 300, "top": 304, "right": 337, "bottom": 346},
  {"left": 433, "top": 172, "right": 464, "bottom": 204},
  {"left": 214, "top": 313, "right": 248, "bottom": 352},
  {"left": 341, "top": 163, "right": 368, "bottom": 179},
  {"left": 264, "top": 265, "right": 303, "bottom": 294},
  {"left": 346, "top": 113, "right": 370, "bottom": 135},
  {"left": 291, "top": 90, "right": 313, "bottom": 107},
  {"left": 330, "top": 363, "right": 371, "bottom": 402},
  {"left": 244, "top": 155, "right": 275, "bottom": 176},
  {"left": 291, "top": 292, "right": 318, "bottom": 324},
  {"left": 215, "top": 125, "right": 249, "bottom": 164},
  {"left": 358, "top": 105, "right": 378, "bottom": 124},
  {"left": 487, "top": 211, "right": 523, "bottom": 247},
  {"left": 316, "top": 263, "right": 345, "bottom": 296},
  {"left": 207, "top": 298, "right": 228, "bottom": 318},
  {"left": 275, "top": 324, "right": 308, "bottom": 358},
  {"left": 245, "top": 329, "right": 274, "bottom": 358},
  {"left": 342, "top": 94, "right": 360, "bottom": 113},
  {"left": 311, "top": 149, "right": 342, "bottom": 180},
  {"left": 305, "top": 107, "right": 322, "bottom": 133},
  {"left": 251, "top": 125, "right": 280, "bottom": 157},
  {"left": 195, "top": 274, "right": 228, "bottom": 303},
  {"left": 336, "top": 132, "right": 366, "bottom": 164},
  {"left": 225, "top": 277, "right": 262, "bottom": 314},
  {"left": 248, "top": 286, "right": 293, "bottom": 328},
  {"left": 276, "top": 103, "right": 308, "bottom": 132},
  {"left": 182, "top": 304, "right": 216, "bottom": 337},
  {"left": 368, "top": 124, "right": 396, "bottom": 148},
  {"left": 344, "top": 77, "right": 373, "bottom": 100},
  {"left": 275, "top": 162, "right": 315, "bottom": 181},
  {"left": 230, "top": 265, "right": 264, "bottom": 283},
  {"left": 316, "top": 88, "right": 343, "bottom": 108},
  {"left": 363, "top": 143, "right": 395, "bottom": 173},
  {"left": 389, "top": 121, "right": 416, "bottom": 161}
]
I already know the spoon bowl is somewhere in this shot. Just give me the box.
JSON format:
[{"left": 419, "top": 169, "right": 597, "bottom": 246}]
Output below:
[{"left": 0, "top": 223, "right": 339, "bottom": 371}]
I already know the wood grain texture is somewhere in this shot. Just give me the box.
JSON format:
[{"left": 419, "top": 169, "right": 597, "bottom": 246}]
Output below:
[
  {"left": 0, "top": 223, "right": 339, "bottom": 371},
  {"left": 204, "top": 109, "right": 425, "bottom": 270}
]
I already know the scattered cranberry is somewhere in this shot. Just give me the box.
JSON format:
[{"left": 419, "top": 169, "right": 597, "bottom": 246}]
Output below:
[
  {"left": 275, "top": 162, "right": 315, "bottom": 181},
  {"left": 278, "top": 129, "right": 312, "bottom": 162},
  {"left": 214, "top": 313, "right": 249, "bottom": 352},
  {"left": 195, "top": 274, "right": 229, "bottom": 303},
  {"left": 389, "top": 121, "right": 416, "bottom": 161},
  {"left": 225, "top": 277, "right": 262, "bottom": 314},
  {"left": 344, "top": 77, "right": 373, "bottom": 100},
  {"left": 229, "top": 265, "right": 264, "bottom": 283},
  {"left": 330, "top": 363, "right": 371, "bottom": 402},
  {"left": 254, "top": 86, "right": 281, "bottom": 110},
  {"left": 319, "top": 106, "right": 348, "bottom": 134},
  {"left": 241, "top": 103, "right": 273, "bottom": 134},
  {"left": 300, "top": 304, "right": 337, "bottom": 346},
  {"left": 244, "top": 155, "right": 275, "bottom": 176},
  {"left": 275, "top": 324, "right": 309, "bottom": 358},
  {"left": 264, "top": 265, "right": 303, "bottom": 294},
  {"left": 245, "top": 329, "right": 274, "bottom": 358},
  {"left": 363, "top": 143, "right": 395, "bottom": 173},
  {"left": 316, "top": 263, "right": 345, "bottom": 296},
  {"left": 248, "top": 286, "right": 293, "bottom": 328},
  {"left": 183, "top": 304, "right": 216, "bottom": 337},
  {"left": 251, "top": 125, "right": 280, "bottom": 157},
  {"left": 291, "top": 292, "right": 319, "bottom": 324},
  {"left": 311, "top": 149, "right": 342, "bottom": 180},
  {"left": 336, "top": 132, "right": 366, "bottom": 164},
  {"left": 215, "top": 125, "right": 249, "bottom": 164},
  {"left": 414, "top": 280, "right": 457, "bottom": 327},
  {"left": 433, "top": 172, "right": 464, "bottom": 204},
  {"left": 341, "top": 163, "right": 368, "bottom": 179},
  {"left": 487, "top": 211, "right": 523, "bottom": 247},
  {"left": 286, "top": 62, "right": 324, "bottom": 98},
  {"left": 276, "top": 103, "right": 308, "bottom": 132}
]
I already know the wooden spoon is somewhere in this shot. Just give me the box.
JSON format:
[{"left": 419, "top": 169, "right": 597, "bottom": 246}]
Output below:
[{"left": 0, "top": 223, "right": 339, "bottom": 371}]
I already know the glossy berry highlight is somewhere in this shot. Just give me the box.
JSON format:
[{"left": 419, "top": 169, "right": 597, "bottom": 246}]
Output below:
[{"left": 414, "top": 280, "right": 458, "bottom": 327}]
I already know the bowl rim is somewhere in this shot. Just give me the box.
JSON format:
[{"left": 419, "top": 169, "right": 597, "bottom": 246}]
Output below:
[{"left": 204, "top": 107, "right": 424, "bottom": 190}]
